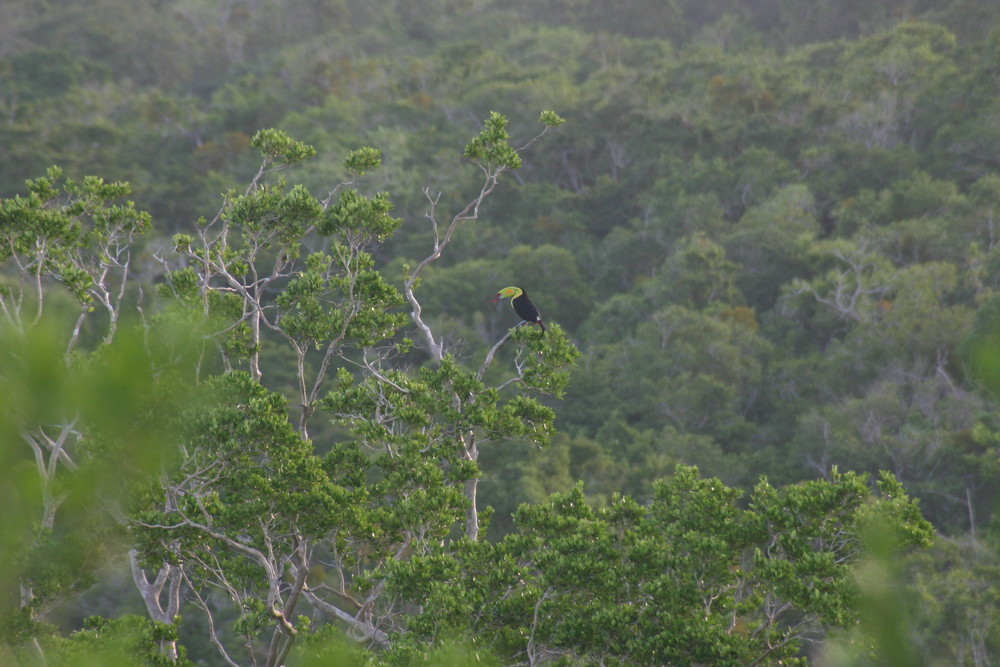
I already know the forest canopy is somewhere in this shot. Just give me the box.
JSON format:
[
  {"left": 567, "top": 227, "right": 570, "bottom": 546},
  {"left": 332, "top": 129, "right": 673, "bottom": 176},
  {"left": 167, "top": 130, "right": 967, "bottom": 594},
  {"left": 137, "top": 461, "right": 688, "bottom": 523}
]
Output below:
[{"left": 2, "top": 0, "right": 1000, "bottom": 664}]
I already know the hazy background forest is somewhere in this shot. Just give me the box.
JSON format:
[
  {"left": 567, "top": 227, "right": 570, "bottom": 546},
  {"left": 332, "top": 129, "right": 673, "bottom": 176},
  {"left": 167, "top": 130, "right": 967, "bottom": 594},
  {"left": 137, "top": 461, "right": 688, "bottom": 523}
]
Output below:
[{"left": 4, "top": 0, "right": 1000, "bottom": 664}]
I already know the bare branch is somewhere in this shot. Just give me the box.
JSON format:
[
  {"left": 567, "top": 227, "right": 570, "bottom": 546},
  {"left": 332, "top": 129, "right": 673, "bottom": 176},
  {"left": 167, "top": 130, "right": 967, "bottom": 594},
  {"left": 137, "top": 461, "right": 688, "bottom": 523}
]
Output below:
[
  {"left": 478, "top": 330, "right": 513, "bottom": 381},
  {"left": 404, "top": 160, "right": 508, "bottom": 362},
  {"left": 303, "top": 589, "right": 390, "bottom": 647},
  {"left": 186, "top": 578, "right": 242, "bottom": 667}
]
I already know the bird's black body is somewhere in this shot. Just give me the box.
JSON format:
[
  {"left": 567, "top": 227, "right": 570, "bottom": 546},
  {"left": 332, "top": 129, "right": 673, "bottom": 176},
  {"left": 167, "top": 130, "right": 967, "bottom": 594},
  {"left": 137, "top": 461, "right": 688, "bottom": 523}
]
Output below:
[{"left": 512, "top": 292, "right": 546, "bottom": 332}]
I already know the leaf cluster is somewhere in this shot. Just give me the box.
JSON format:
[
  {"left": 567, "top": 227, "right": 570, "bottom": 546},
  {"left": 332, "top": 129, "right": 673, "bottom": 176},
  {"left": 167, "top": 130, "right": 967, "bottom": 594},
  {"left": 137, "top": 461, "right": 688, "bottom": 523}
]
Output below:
[{"left": 392, "top": 465, "right": 932, "bottom": 665}]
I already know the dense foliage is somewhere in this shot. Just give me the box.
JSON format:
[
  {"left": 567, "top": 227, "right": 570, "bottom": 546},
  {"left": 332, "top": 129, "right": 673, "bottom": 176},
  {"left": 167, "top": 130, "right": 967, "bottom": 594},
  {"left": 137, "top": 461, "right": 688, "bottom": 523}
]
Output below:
[{"left": 2, "top": 0, "right": 1000, "bottom": 664}]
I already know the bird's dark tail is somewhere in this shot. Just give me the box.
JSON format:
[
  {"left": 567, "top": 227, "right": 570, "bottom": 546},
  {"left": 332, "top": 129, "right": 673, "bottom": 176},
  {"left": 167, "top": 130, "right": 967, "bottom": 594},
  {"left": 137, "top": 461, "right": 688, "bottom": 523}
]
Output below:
[{"left": 538, "top": 320, "right": 547, "bottom": 334}]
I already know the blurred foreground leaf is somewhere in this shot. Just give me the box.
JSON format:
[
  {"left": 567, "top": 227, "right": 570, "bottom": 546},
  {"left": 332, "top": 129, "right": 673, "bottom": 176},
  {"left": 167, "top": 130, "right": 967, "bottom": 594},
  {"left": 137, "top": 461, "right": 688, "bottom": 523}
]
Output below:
[{"left": 0, "top": 315, "right": 194, "bottom": 650}]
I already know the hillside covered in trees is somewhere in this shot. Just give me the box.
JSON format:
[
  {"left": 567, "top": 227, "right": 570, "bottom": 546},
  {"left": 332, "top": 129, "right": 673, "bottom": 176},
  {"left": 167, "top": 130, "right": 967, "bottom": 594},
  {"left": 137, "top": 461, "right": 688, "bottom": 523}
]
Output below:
[{"left": 3, "top": 0, "right": 1000, "bottom": 664}]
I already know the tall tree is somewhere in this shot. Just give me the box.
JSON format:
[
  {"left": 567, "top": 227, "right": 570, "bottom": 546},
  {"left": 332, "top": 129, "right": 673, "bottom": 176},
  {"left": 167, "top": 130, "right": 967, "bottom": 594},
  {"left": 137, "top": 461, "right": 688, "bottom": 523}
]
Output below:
[{"left": 129, "top": 112, "right": 576, "bottom": 665}]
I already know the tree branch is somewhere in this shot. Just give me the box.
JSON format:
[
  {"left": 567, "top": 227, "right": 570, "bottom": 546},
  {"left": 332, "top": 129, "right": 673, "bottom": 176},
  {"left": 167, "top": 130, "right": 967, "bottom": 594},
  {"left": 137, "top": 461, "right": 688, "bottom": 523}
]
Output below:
[
  {"left": 186, "top": 578, "right": 242, "bottom": 667},
  {"left": 478, "top": 329, "right": 513, "bottom": 381},
  {"left": 303, "top": 590, "right": 390, "bottom": 647}
]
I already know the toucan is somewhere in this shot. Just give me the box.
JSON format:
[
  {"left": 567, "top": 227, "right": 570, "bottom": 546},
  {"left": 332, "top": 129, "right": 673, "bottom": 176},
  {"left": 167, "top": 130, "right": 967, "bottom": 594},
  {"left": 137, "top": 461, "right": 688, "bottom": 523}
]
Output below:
[{"left": 493, "top": 286, "right": 547, "bottom": 333}]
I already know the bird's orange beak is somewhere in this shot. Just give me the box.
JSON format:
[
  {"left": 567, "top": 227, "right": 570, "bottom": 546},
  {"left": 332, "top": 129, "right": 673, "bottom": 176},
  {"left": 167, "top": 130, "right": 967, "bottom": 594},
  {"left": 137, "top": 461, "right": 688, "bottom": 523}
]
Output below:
[{"left": 492, "top": 292, "right": 502, "bottom": 303}]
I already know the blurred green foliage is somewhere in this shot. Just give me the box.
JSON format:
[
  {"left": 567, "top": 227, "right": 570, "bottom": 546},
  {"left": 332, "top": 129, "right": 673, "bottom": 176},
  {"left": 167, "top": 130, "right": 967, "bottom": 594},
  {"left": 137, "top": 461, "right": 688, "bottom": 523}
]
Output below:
[{"left": 0, "top": 318, "right": 193, "bottom": 663}]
